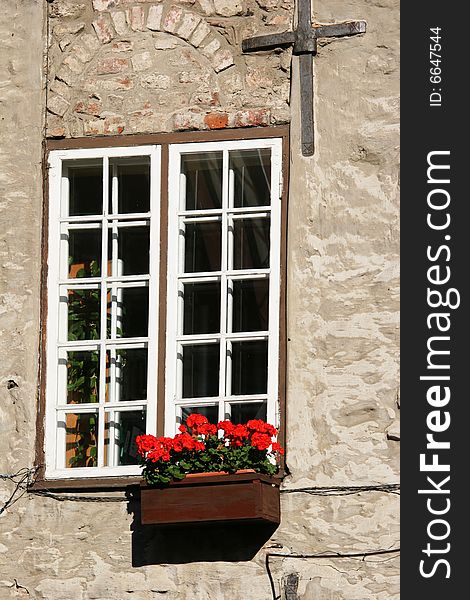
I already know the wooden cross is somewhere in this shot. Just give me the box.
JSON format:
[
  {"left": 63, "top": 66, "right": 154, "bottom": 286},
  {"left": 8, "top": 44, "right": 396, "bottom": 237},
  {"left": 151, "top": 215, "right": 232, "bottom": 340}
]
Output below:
[{"left": 242, "top": 0, "right": 366, "bottom": 156}]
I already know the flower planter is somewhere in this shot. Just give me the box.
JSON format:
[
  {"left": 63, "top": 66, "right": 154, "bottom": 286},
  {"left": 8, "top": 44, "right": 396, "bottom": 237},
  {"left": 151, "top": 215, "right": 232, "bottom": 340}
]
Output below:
[{"left": 140, "top": 471, "right": 280, "bottom": 526}]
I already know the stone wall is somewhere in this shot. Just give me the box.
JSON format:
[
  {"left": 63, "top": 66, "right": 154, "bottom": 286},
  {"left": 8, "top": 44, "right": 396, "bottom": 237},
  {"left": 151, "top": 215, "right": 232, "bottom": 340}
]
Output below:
[
  {"left": 0, "top": 0, "right": 399, "bottom": 598},
  {"left": 46, "top": 0, "right": 293, "bottom": 137}
]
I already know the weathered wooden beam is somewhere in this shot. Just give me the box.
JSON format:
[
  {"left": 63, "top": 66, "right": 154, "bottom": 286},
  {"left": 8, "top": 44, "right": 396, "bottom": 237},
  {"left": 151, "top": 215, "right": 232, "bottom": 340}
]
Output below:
[
  {"left": 299, "top": 54, "right": 314, "bottom": 156},
  {"left": 314, "top": 21, "right": 367, "bottom": 39},
  {"left": 242, "top": 31, "right": 296, "bottom": 52},
  {"left": 241, "top": 0, "right": 366, "bottom": 156}
]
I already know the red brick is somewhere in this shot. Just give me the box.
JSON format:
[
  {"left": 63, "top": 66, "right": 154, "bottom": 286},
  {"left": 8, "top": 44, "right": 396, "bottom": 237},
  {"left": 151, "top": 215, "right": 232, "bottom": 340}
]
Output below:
[
  {"left": 92, "top": 16, "right": 115, "bottom": 44},
  {"left": 96, "top": 57, "right": 129, "bottom": 75},
  {"left": 232, "top": 109, "right": 270, "bottom": 128},
  {"left": 112, "top": 41, "right": 133, "bottom": 52},
  {"left": 104, "top": 117, "right": 125, "bottom": 134},
  {"left": 173, "top": 110, "right": 205, "bottom": 130},
  {"left": 204, "top": 112, "right": 228, "bottom": 129},
  {"left": 74, "top": 99, "right": 102, "bottom": 116}
]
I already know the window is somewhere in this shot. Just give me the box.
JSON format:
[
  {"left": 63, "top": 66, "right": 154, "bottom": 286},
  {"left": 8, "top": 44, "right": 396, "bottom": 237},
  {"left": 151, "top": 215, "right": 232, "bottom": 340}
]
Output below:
[
  {"left": 43, "top": 133, "right": 285, "bottom": 480},
  {"left": 165, "top": 139, "right": 283, "bottom": 434}
]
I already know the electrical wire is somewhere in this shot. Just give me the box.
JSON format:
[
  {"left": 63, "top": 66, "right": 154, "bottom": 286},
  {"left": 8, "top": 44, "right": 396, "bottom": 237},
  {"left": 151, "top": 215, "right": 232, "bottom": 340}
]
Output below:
[
  {"left": 281, "top": 483, "right": 400, "bottom": 496},
  {"left": 0, "top": 467, "right": 38, "bottom": 516},
  {"left": 265, "top": 548, "right": 401, "bottom": 600}
]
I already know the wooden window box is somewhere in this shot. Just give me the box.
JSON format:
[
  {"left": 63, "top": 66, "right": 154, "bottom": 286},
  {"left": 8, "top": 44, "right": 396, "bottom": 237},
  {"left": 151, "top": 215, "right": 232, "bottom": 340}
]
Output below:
[{"left": 140, "top": 471, "right": 280, "bottom": 526}]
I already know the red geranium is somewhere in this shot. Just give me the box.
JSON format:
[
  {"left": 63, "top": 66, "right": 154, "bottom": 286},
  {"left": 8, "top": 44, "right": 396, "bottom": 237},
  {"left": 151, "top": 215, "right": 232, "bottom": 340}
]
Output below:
[
  {"left": 217, "top": 420, "right": 235, "bottom": 436},
  {"left": 271, "top": 442, "right": 284, "bottom": 455},
  {"left": 247, "top": 419, "right": 277, "bottom": 437},
  {"left": 251, "top": 432, "right": 272, "bottom": 451},
  {"left": 137, "top": 413, "right": 283, "bottom": 486}
]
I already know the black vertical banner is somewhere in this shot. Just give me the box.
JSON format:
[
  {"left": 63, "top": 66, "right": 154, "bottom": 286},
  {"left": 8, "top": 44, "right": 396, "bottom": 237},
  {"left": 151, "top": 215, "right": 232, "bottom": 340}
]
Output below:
[{"left": 401, "top": 2, "right": 468, "bottom": 598}]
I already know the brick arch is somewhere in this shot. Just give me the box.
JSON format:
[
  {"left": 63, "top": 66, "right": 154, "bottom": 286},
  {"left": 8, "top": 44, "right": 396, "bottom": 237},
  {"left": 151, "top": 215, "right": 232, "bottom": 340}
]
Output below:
[
  {"left": 95, "top": 3, "right": 234, "bottom": 72},
  {"left": 47, "top": 2, "right": 235, "bottom": 131}
]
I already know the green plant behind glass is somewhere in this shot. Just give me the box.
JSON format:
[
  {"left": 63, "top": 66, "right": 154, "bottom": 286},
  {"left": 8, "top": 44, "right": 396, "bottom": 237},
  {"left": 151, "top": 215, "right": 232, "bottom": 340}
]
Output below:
[{"left": 67, "top": 258, "right": 100, "bottom": 467}]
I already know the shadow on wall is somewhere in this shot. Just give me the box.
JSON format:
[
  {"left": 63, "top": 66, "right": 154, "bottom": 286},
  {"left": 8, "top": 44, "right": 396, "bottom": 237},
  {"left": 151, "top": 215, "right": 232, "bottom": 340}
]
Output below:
[{"left": 126, "top": 488, "right": 278, "bottom": 565}]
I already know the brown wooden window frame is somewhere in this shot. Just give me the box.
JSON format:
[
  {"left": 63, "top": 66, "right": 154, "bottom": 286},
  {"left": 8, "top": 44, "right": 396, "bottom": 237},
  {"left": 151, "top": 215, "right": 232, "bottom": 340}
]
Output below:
[{"left": 34, "top": 126, "right": 289, "bottom": 491}]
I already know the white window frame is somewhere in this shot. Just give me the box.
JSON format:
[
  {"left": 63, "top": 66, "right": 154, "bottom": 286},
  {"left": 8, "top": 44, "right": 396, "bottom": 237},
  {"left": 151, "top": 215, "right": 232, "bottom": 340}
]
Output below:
[
  {"left": 45, "top": 146, "right": 161, "bottom": 479},
  {"left": 43, "top": 135, "right": 284, "bottom": 480},
  {"left": 165, "top": 138, "right": 283, "bottom": 436}
]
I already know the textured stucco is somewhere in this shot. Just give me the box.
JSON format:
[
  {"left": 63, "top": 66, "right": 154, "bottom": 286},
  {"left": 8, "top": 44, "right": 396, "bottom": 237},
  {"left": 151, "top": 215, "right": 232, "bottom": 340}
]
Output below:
[{"left": 0, "top": 1, "right": 399, "bottom": 598}]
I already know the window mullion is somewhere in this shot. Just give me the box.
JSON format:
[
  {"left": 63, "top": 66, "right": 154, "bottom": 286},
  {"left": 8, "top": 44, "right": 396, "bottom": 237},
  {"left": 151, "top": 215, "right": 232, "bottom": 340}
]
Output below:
[
  {"left": 97, "top": 155, "right": 109, "bottom": 469},
  {"left": 218, "top": 149, "right": 230, "bottom": 423}
]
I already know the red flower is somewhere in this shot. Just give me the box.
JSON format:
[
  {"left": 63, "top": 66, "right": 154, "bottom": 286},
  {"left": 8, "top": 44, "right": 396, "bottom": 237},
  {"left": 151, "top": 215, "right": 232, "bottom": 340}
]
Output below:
[
  {"left": 251, "top": 432, "right": 272, "bottom": 451},
  {"left": 172, "top": 434, "right": 185, "bottom": 453},
  {"left": 138, "top": 414, "right": 281, "bottom": 484},
  {"left": 136, "top": 434, "right": 158, "bottom": 456},
  {"left": 198, "top": 422, "right": 217, "bottom": 437},
  {"left": 145, "top": 436, "right": 174, "bottom": 462},
  {"left": 186, "top": 413, "right": 209, "bottom": 429},
  {"left": 232, "top": 424, "right": 249, "bottom": 439},
  {"left": 247, "top": 419, "right": 277, "bottom": 437},
  {"left": 222, "top": 423, "right": 250, "bottom": 448},
  {"left": 217, "top": 420, "right": 235, "bottom": 436},
  {"left": 271, "top": 442, "right": 284, "bottom": 455}
]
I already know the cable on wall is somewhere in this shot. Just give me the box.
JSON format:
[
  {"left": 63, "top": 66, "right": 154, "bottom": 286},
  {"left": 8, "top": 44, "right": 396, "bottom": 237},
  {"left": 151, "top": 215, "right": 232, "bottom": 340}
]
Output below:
[{"left": 265, "top": 548, "right": 401, "bottom": 600}]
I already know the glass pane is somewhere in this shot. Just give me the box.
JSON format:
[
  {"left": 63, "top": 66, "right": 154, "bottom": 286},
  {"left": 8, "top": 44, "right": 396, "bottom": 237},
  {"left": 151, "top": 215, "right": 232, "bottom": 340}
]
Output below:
[
  {"left": 181, "top": 405, "right": 218, "bottom": 425},
  {"left": 107, "top": 348, "right": 148, "bottom": 401},
  {"left": 67, "top": 161, "right": 103, "bottom": 217},
  {"left": 233, "top": 217, "right": 270, "bottom": 270},
  {"left": 231, "top": 340, "right": 268, "bottom": 395},
  {"left": 109, "top": 225, "right": 150, "bottom": 276},
  {"left": 105, "top": 410, "right": 146, "bottom": 466},
  {"left": 184, "top": 221, "right": 221, "bottom": 273},
  {"left": 183, "top": 282, "right": 220, "bottom": 335},
  {"left": 110, "top": 287, "right": 149, "bottom": 338},
  {"left": 64, "top": 412, "right": 98, "bottom": 468},
  {"left": 68, "top": 228, "right": 101, "bottom": 278},
  {"left": 230, "top": 149, "right": 271, "bottom": 208},
  {"left": 181, "top": 152, "right": 223, "bottom": 210},
  {"left": 109, "top": 158, "right": 150, "bottom": 214},
  {"left": 228, "top": 402, "right": 267, "bottom": 423},
  {"left": 182, "top": 343, "right": 220, "bottom": 398},
  {"left": 68, "top": 288, "right": 100, "bottom": 341},
  {"left": 66, "top": 350, "right": 99, "bottom": 404},
  {"left": 232, "top": 279, "right": 269, "bottom": 332}
]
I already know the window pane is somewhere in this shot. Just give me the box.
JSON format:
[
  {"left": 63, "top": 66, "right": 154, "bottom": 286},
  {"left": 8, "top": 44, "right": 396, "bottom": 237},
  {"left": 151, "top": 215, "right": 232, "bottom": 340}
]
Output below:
[
  {"left": 184, "top": 221, "right": 221, "bottom": 273},
  {"left": 108, "top": 348, "right": 148, "bottom": 401},
  {"left": 232, "top": 279, "right": 269, "bottom": 332},
  {"left": 182, "top": 343, "right": 220, "bottom": 398},
  {"left": 66, "top": 350, "right": 99, "bottom": 404},
  {"left": 111, "top": 287, "right": 149, "bottom": 338},
  {"left": 231, "top": 340, "right": 268, "bottom": 395},
  {"left": 67, "top": 161, "right": 103, "bottom": 216},
  {"left": 233, "top": 217, "right": 270, "bottom": 270},
  {"left": 68, "top": 228, "right": 101, "bottom": 278},
  {"left": 230, "top": 149, "right": 271, "bottom": 208},
  {"left": 181, "top": 405, "right": 218, "bottom": 425},
  {"left": 105, "top": 410, "right": 146, "bottom": 466},
  {"left": 181, "top": 152, "right": 223, "bottom": 210},
  {"left": 183, "top": 282, "right": 221, "bottom": 335},
  {"left": 68, "top": 288, "right": 100, "bottom": 341},
  {"left": 110, "top": 225, "right": 150, "bottom": 276},
  {"left": 64, "top": 412, "right": 98, "bottom": 468},
  {"left": 228, "top": 402, "right": 267, "bottom": 423},
  {"left": 109, "top": 158, "right": 150, "bottom": 214}
]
